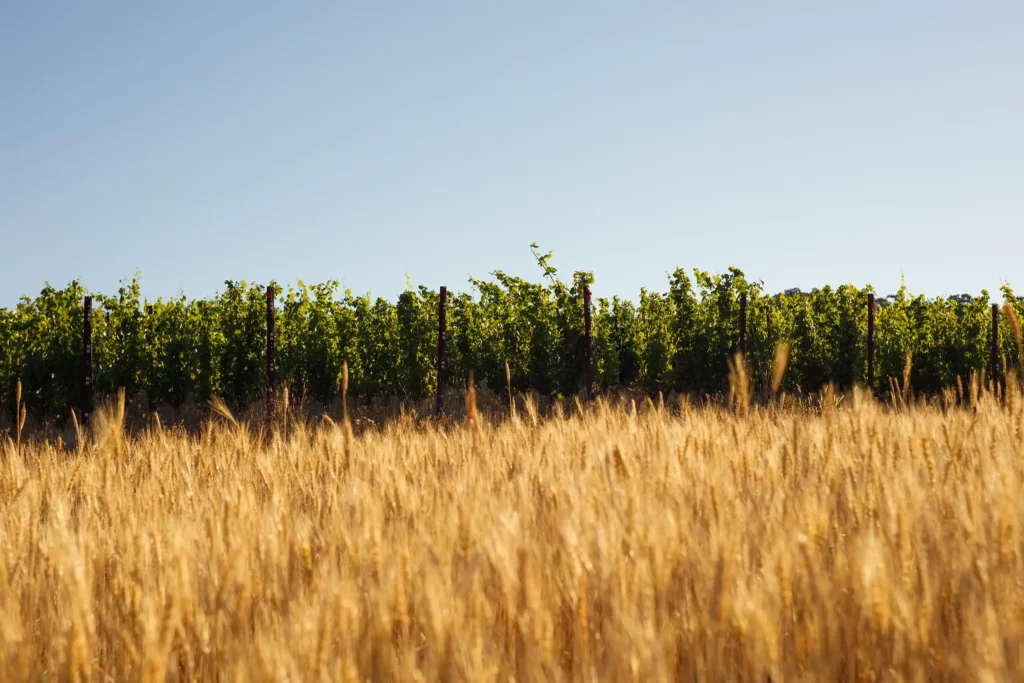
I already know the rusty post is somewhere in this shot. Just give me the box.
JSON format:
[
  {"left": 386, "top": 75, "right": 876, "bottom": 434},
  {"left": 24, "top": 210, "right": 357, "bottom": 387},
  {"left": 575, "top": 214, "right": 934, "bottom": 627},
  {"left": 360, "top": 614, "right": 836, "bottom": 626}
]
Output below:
[
  {"left": 867, "top": 293, "right": 875, "bottom": 391},
  {"left": 81, "top": 296, "right": 93, "bottom": 426},
  {"left": 992, "top": 303, "right": 1000, "bottom": 393},
  {"left": 739, "top": 291, "right": 747, "bottom": 357},
  {"left": 437, "top": 286, "right": 447, "bottom": 417},
  {"left": 584, "top": 285, "right": 594, "bottom": 399},
  {"left": 266, "top": 286, "right": 275, "bottom": 419}
]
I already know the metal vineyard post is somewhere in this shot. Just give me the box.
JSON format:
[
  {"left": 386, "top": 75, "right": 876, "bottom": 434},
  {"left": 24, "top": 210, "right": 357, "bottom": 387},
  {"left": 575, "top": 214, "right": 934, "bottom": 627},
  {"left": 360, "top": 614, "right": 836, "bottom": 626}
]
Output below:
[
  {"left": 82, "top": 296, "right": 93, "bottom": 426},
  {"left": 146, "top": 305, "right": 155, "bottom": 411},
  {"left": 867, "top": 293, "right": 875, "bottom": 392},
  {"left": 437, "top": 286, "right": 447, "bottom": 417},
  {"left": 992, "top": 303, "right": 1000, "bottom": 393},
  {"left": 739, "top": 291, "right": 747, "bottom": 357},
  {"left": 584, "top": 285, "right": 594, "bottom": 400},
  {"left": 266, "top": 286, "right": 276, "bottom": 419}
]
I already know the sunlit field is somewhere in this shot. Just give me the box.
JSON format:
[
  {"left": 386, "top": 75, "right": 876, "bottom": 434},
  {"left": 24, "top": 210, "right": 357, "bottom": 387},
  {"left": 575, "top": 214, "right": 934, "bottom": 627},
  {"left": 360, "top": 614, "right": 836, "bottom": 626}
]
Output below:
[{"left": 2, "top": 381, "right": 1023, "bottom": 681}]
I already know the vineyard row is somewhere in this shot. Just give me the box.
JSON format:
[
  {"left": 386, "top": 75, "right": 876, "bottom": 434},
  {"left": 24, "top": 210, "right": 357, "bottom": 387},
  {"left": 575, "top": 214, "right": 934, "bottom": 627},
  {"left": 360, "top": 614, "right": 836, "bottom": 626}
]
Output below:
[{"left": 1, "top": 267, "right": 1022, "bottom": 424}]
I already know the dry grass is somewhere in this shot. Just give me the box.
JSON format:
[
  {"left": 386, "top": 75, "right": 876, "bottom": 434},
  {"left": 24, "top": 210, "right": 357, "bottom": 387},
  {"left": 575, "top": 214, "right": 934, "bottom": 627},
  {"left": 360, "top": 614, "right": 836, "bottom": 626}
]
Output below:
[{"left": 2, "top": 385, "right": 1024, "bottom": 682}]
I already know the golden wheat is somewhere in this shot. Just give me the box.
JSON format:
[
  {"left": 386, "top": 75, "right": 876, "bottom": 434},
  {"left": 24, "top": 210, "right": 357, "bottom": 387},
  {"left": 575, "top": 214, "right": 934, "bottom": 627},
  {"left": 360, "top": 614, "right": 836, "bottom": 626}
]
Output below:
[{"left": 1, "top": 388, "right": 1024, "bottom": 681}]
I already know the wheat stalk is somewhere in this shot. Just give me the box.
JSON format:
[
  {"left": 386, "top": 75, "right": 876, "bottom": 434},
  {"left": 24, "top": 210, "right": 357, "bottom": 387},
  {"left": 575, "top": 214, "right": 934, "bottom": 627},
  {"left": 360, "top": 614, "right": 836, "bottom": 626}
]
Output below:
[
  {"left": 506, "top": 361, "right": 516, "bottom": 420},
  {"left": 771, "top": 342, "right": 790, "bottom": 397}
]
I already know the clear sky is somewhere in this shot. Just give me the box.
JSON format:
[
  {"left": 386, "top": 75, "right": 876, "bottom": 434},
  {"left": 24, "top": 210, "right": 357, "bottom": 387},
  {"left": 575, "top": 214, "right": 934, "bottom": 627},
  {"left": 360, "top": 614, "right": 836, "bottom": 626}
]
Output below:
[{"left": 2, "top": 1, "right": 1022, "bottom": 308}]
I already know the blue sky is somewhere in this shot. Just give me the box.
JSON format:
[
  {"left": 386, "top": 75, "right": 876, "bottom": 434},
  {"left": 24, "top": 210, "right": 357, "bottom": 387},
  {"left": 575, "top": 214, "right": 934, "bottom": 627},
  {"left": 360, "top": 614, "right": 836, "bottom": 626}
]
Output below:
[{"left": 1, "top": 1, "right": 1022, "bottom": 307}]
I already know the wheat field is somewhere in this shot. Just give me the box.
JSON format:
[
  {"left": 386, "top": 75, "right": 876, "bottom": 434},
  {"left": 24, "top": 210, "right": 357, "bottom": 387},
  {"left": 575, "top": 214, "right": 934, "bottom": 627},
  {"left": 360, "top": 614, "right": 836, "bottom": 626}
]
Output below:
[{"left": 2, "top": 381, "right": 1024, "bottom": 682}]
